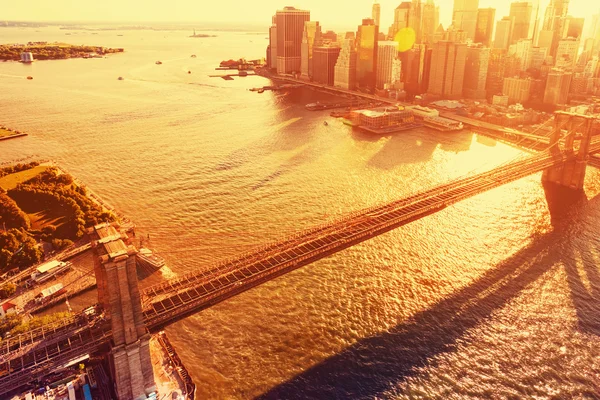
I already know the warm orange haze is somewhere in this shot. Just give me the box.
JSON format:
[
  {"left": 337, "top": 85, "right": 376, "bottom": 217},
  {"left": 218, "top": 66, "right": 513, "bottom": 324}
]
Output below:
[{"left": 0, "top": 0, "right": 600, "bottom": 399}]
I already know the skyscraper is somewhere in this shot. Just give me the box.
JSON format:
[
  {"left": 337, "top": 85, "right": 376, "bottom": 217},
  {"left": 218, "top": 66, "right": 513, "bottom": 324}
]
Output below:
[
  {"left": 503, "top": 77, "right": 532, "bottom": 103},
  {"left": 509, "top": 2, "right": 533, "bottom": 43},
  {"left": 427, "top": 41, "right": 468, "bottom": 98},
  {"left": 372, "top": 2, "right": 381, "bottom": 27},
  {"left": 390, "top": 1, "right": 421, "bottom": 41},
  {"left": 356, "top": 18, "right": 379, "bottom": 90},
  {"left": 543, "top": 68, "right": 572, "bottom": 104},
  {"left": 589, "top": 13, "right": 600, "bottom": 53},
  {"left": 422, "top": 0, "right": 440, "bottom": 44},
  {"left": 400, "top": 44, "right": 428, "bottom": 94},
  {"left": 555, "top": 38, "right": 579, "bottom": 67},
  {"left": 377, "top": 41, "right": 399, "bottom": 89},
  {"left": 486, "top": 48, "right": 508, "bottom": 96},
  {"left": 276, "top": 7, "right": 310, "bottom": 74},
  {"left": 540, "top": 0, "right": 570, "bottom": 57},
  {"left": 334, "top": 39, "right": 357, "bottom": 89},
  {"left": 268, "top": 15, "right": 278, "bottom": 70},
  {"left": 530, "top": 46, "right": 549, "bottom": 69},
  {"left": 495, "top": 17, "right": 515, "bottom": 50},
  {"left": 410, "top": 0, "right": 423, "bottom": 43},
  {"left": 475, "top": 8, "right": 496, "bottom": 46},
  {"left": 512, "top": 39, "right": 533, "bottom": 71},
  {"left": 391, "top": 2, "right": 411, "bottom": 38},
  {"left": 464, "top": 45, "right": 490, "bottom": 99},
  {"left": 453, "top": 0, "right": 479, "bottom": 40},
  {"left": 312, "top": 45, "right": 341, "bottom": 86},
  {"left": 562, "top": 16, "right": 584, "bottom": 39},
  {"left": 300, "top": 21, "right": 322, "bottom": 79},
  {"left": 578, "top": 38, "right": 596, "bottom": 68},
  {"left": 537, "top": 29, "right": 554, "bottom": 51}
]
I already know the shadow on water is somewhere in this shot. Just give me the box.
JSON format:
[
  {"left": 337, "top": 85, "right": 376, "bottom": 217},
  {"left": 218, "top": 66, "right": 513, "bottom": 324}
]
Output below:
[
  {"left": 544, "top": 182, "right": 600, "bottom": 336},
  {"left": 257, "top": 192, "right": 600, "bottom": 400},
  {"left": 364, "top": 131, "right": 473, "bottom": 170}
]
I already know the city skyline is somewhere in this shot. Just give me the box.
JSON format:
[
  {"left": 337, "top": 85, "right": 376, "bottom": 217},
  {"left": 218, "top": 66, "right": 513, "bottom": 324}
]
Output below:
[{"left": 3, "top": 0, "right": 597, "bottom": 32}]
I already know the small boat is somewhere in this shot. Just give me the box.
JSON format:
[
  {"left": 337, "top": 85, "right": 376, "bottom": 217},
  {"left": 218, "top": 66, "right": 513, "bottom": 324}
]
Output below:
[
  {"left": 26, "top": 76, "right": 33, "bottom": 80},
  {"left": 155, "top": 61, "right": 162, "bottom": 65},
  {"left": 257, "top": 88, "right": 265, "bottom": 93},
  {"left": 188, "top": 71, "right": 191, "bottom": 74},
  {"left": 118, "top": 76, "right": 124, "bottom": 80},
  {"left": 136, "top": 247, "right": 166, "bottom": 270},
  {"left": 191, "top": 54, "right": 197, "bottom": 58}
]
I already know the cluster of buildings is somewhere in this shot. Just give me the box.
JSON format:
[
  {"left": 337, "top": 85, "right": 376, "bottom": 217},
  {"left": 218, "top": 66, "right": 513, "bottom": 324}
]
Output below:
[{"left": 266, "top": 1, "right": 600, "bottom": 109}]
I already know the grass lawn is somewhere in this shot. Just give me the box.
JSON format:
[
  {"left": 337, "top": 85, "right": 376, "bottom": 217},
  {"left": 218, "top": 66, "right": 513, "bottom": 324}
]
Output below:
[
  {"left": 28, "top": 210, "right": 67, "bottom": 231},
  {"left": 0, "top": 166, "right": 48, "bottom": 190}
]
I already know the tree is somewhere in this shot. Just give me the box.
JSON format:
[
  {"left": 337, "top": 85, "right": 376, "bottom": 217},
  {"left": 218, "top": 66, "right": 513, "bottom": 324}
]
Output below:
[
  {"left": 0, "top": 283, "right": 16, "bottom": 299},
  {"left": 10, "top": 240, "right": 42, "bottom": 269},
  {"left": 0, "top": 193, "right": 30, "bottom": 230},
  {"left": 0, "top": 314, "right": 22, "bottom": 338},
  {"left": 0, "top": 249, "right": 11, "bottom": 270}
]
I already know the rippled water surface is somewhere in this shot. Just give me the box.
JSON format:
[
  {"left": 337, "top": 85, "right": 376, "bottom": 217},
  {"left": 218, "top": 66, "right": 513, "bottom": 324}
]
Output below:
[{"left": 1, "top": 26, "right": 599, "bottom": 399}]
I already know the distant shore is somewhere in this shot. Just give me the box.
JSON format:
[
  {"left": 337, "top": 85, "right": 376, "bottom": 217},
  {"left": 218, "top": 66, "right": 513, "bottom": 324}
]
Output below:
[{"left": 0, "top": 42, "right": 124, "bottom": 61}]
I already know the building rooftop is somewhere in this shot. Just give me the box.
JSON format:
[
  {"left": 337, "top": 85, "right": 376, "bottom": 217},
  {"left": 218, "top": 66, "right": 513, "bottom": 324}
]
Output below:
[{"left": 36, "top": 260, "right": 62, "bottom": 274}]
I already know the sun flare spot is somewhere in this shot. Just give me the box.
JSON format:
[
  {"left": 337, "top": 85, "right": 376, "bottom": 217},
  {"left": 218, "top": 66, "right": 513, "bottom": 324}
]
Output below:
[{"left": 394, "top": 28, "right": 416, "bottom": 52}]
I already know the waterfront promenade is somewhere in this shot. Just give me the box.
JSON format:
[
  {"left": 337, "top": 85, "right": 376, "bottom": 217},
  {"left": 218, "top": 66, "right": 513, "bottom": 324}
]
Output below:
[{"left": 264, "top": 72, "right": 559, "bottom": 151}]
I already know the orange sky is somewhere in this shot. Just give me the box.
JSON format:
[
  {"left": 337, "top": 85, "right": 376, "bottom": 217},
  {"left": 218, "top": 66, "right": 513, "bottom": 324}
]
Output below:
[{"left": 2, "top": 1, "right": 596, "bottom": 32}]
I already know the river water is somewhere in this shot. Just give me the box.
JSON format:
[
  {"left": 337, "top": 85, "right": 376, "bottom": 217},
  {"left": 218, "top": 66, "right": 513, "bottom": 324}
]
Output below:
[{"left": 1, "top": 26, "right": 599, "bottom": 399}]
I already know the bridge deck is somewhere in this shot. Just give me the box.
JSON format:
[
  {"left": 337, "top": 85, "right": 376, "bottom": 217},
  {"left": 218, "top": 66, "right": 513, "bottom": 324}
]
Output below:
[{"left": 141, "top": 150, "right": 579, "bottom": 330}]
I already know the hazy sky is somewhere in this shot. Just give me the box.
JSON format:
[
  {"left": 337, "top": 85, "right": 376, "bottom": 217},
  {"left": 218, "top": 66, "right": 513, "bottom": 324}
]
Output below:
[{"left": 3, "top": 0, "right": 596, "bottom": 31}]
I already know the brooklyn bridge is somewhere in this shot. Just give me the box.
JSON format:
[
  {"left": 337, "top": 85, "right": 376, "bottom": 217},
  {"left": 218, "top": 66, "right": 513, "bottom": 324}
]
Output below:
[{"left": 1, "top": 112, "right": 599, "bottom": 398}]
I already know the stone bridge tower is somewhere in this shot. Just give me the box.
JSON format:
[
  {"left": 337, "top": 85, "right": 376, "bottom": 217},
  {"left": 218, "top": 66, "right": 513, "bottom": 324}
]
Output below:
[
  {"left": 542, "top": 111, "right": 595, "bottom": 190},
  {"left": 90, "top": 223, "right": 156, "bottom": 400}
]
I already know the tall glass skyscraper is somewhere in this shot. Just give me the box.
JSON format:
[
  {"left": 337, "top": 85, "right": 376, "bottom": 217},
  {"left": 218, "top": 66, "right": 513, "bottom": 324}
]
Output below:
[
  {"left": 453, "top": 0, "right": 479, "bottom": 40},
  {"left": 356, "top": 18, "right": 379, "bottom": 90},
  {"left": 276, "top": 7, "right": 310, "bottom": 74}
]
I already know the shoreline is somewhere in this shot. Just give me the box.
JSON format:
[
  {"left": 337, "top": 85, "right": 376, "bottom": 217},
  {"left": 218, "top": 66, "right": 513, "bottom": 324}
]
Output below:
[
  {"left": 257, "top": 69, "right": 556, "bottom": 153},
  {"left": 0, "top": 42, "right": 124, "bottom": 62},
  {"left": 0, "top": 161, "right": 195, "bottom": 398},
  {"left": 0, "top": 132, "right": 27, "bottom": 141},
  {"left": 0, "top": 127, "right": 28, "bottom": 141}
]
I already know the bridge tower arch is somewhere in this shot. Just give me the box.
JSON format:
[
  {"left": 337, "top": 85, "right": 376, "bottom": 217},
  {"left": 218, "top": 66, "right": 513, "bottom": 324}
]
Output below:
[
  {"left": 91, "top": 223, "right": 156, "bottom": 400},
  {"left": 542, "top": 111, "right": 595, "bottom": 190}
]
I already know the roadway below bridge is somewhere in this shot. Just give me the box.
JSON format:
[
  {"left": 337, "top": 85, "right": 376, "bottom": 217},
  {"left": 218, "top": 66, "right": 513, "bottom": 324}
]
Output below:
[{"left": 1, "top": 140, "right": 599, "bottom": 396}]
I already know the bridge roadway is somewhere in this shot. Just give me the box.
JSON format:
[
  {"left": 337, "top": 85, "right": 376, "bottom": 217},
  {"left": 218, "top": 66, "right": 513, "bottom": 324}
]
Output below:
[{"left": 1, "top": 141, "right": 600, "bottom": 394}]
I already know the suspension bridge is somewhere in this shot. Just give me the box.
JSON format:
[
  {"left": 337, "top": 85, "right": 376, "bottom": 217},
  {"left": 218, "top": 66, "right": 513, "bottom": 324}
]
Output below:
[{"left": 0, "top": 112, "right": 599, "bottom": 397}]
